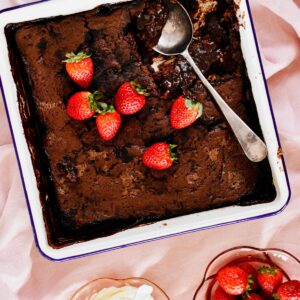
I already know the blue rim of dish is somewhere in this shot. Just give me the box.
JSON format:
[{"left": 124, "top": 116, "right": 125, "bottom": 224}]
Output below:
[{"left": 0, "top": 0, "right": 291, "bottom": 262}]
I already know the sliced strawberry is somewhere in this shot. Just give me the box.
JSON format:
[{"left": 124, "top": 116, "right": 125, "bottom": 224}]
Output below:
[
  {"left": 142, "top": 143, "right": 177, "bottom": 170},
  {"left": 115, "top": 81, "right": 148, "bottom": 115},
  {"left": 64, "top": 52, "right": 94, "bottom": 88},
  {"left": 216, "top": 266, "right": 249, "bottom": 296},
  {"left": 257, "top": 266, "right": 283, "bottom": 296},
  {"left": 170, "top": 96, "right": 203, "bottom": 129},
  {"left": 213, "top": 286, "right": 237, "bottom": 300},
  {"left": 96, "top": 105, "right": 121, "bottom": 141},
  {"left": 276, "top": 280, "right": 300, "bottom": 300}
]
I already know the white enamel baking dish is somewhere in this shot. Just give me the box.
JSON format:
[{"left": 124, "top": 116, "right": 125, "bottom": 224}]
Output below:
[{"left": 0, "top": 0, "right": 290, "bottom": 261}]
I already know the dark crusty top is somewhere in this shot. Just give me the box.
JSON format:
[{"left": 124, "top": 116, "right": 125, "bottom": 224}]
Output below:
[{"left": 5, "top": 0, "right": 275, "bottom": 247}]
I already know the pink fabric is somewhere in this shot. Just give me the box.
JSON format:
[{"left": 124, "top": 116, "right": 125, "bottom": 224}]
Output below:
[{"left": 1, "top": 1, "right": 300, "bottom": 299}]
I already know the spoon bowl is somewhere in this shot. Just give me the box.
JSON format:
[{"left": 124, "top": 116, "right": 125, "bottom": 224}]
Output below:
[
  {"left": 154, "top": 2, "right": 193, "bottom": 55},
  {"left": 153, "top": 1, "right": 268, "bottom": 163}
]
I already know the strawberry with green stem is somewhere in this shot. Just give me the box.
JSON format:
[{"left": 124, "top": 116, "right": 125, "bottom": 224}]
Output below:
[
  {"left": 66, "top": 91, "right": 103, "bottom": 121},
  {"left": 257, "top": 266, "right": 283, "bottom": 296},
  {"left": 115, "top": 81, "right": 149, "bottom": 115},
  {"left": 63, "top": 51, "right": 94, "bottom": 88},
  {"left": 142, "top": 143, "right": 177, "bottom": 170},
  {"left": 216, "top": 266, "right": 253, "bottom": 296},
  {"left": 96, "top": 103, "right": 121, "bottom": 141},
  {"left": 170, "top": 96, "right": 203, "bottom": 129}
]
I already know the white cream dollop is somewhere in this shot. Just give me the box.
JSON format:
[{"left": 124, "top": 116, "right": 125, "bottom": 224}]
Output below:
[{"left": 91, "top": 284, "right": 154, "bottom": 300}]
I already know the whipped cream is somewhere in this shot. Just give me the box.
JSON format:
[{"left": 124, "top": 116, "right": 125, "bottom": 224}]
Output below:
[{"left": 91, "top": 284, "right": 154, "bottom": 300}]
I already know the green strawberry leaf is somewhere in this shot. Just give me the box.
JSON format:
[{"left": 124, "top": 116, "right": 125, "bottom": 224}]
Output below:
[
  {"left": 168, "top": 144, "right": 178, "bottom": 161},
  {"left": 88, "top": 92, "right": 114, "bottom": 114},
  {"left": 258, "top": 266, "right": 279, "bottom": 275},
  {"left": 184, "top": 98, "right": 196, "bottom": 109},
  {"left": 93, "top": 91, "right": 104, "bottom": 102},
  {"left": 242, "top": 274, "right": 254, "bottom": 298},
  {"left": 106, "top": 105, "right": 115, "bottom": 113},
  {"left": 130, "top": 81, "right": 150, "bottom": 96},
  {"left": 98, "top": 102, "right": 108, "bottom": 110},
  {"left": 184, "top": 98, "right": 203, "bottom": 119},
  {"left": 273, "top": 292, "right": 280, "bottom": 300},
  {"left": 63, "top": 51, "right": 91, "bottom": 63},
  {"left": 196, "top": 102, "right": 203, "bottom": 119}
]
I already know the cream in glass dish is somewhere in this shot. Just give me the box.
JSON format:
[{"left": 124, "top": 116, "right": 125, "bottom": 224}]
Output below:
[{"left": 71, "top": 277, "right": 170, "bottom": 300}]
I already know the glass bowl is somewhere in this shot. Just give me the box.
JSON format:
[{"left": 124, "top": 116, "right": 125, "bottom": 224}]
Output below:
[
  {"left": 71, "top": 277, "right": 170, "bottom": 300},
  {"left": 193, "top": 246, "right": 300, "bottom": 300}
]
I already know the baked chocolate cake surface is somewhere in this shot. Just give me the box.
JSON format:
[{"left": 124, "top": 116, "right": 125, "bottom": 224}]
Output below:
[{"left": 5, "top": 0, "right": 276, "bottom": 247}]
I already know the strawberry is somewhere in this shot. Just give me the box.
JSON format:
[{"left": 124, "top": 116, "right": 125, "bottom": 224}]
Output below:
[
  {"left": 64, "top": 52, "right": 94, "bottom": 88},
  {"left": 66, "top": 91, "right": 103, "bottom": 121},
  {"left": 170, "top": 96, "right": 203, "bottom": 129},
  {"left": 245, "top": 293, "right": 263, "bottom": 300},
  {"left": 257, "top": 266, "right": 283, "bottom": 296},
  {"left": 96, "top": 105, "right": 121, "bottom": 141},
  {"left": 276, "top": 280, "right": 300, "bottom": 300},
  {"left": 238, "top": 262, "right": 258, "bottom": 291},
  {"left": 142, "top": 143, "right": 177, "bottom": 170},
  {"left": 115, "top": 81, "right": 149, "bottom": 115},
  {"left": 213, "top": 286, "right": 237, "bottom": 300},
  {"left": 216, "top": 266, "right": 250, "bottom": 296}
]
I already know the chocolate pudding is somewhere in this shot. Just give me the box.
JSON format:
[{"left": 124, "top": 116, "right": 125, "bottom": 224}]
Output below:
[{"left": 5, "top": 0, "right": 276, "bottom": 247}]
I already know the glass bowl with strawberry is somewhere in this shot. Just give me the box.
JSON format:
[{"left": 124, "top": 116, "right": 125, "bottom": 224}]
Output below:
[{"left": 193, "top": 246, "right": 300, "bottom": 300}]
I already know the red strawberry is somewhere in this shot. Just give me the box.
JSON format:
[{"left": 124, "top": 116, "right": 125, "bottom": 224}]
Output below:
[
  {"left": 238, "top": 262, "right": 258, "bottom": 291},
  {"left": 64, "top": 52, "right": 94, "bottom": 88},
  {"left": 170, "top": 96, "right": 203, "bottom": 129},
  {"left": 96, "top": 105, "right": 121, "bottom": 141},
  {"left": 142, "top": 143, "right": 177, "bottom": 170},
  {"left": 66, "top": 91, "right": 102, "bottom": 121},
  {"left": 213, "top": 286, "right": 237, "bottom": 300},
  {"left": 257, "top": 266, "right": 283, "bottom": 296},
  {"left": 216, "top": 266, "right": 249, "bottom": 296},
  {"left": 245, "top": 293, "right": 263, "bottom": 300},
  {"left": 276, "top": 280, "right": 300, "bottom": 300},
  {"left": 115, "top": 81, "right": 148, "bottom": 115}
]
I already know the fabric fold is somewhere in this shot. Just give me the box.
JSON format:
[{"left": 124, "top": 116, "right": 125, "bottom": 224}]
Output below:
[{"left": 0, "top": 1, "right": 299, "bottom": 299}]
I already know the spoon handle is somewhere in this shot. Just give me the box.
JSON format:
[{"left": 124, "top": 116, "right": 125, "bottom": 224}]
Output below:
[{"left": 181, "top": 50, "right": 268, "bottom": 163}]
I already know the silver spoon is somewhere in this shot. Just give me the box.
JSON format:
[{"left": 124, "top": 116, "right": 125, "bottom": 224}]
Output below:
[{"left": 153, "top": 1, "right": 268, "bottom": 162}]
